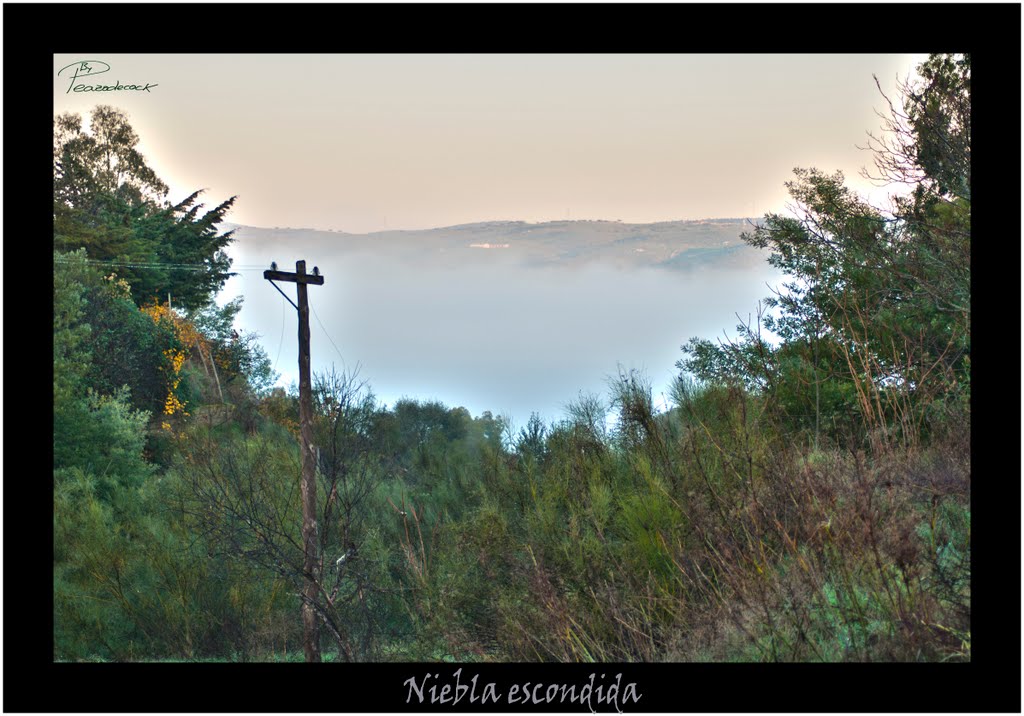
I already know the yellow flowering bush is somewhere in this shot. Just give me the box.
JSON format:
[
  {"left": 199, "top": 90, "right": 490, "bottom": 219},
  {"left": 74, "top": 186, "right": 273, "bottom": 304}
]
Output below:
[
  {"left": 103, "top": 272, "right": 133, "bottom": 298},
  {"left": 141, "top": 302, "right": 200, "bottom": 425}
]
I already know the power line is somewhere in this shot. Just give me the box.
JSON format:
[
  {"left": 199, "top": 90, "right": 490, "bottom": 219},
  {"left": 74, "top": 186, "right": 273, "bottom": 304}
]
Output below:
[
  {"left": 54, "top": 258, "right": 210, "bottom": 270},
  {"left": 53, "top": 258, "right": 275, "bottom": 272},
  {"left": 310, "top": 302, "right": 347, "bottom": 370},
  {"left": 272, "top": 295, "right": 286, "bottom": 375}
]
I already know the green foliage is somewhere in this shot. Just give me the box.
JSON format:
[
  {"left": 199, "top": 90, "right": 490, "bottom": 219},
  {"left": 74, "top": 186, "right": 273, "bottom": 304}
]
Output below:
[
  {"left": 54, "top": 105, "right": 236, "bottom": 310},
  {"left": 128, "top": 190, "right": 235, "bottom": 311},
  {"left": 53, "top": 106, "right": 168, "bottom": 213},
  {"left": 906, "top": 54, "right": 970, "bottom": 201},
  {"left": 189, "top": 299, "right": 278, "bottom": 395},
  {"left": 54, "top": 249, "right": 93, "bottom": 404},
  {"left": 515, "top": 412, "right": 548, "bottom": 464},
  {"left": 54, "top": 388, "right": 154, "bottom": 497},
  {"left": 679, "top": 55, "right": 970, "bottom": 454},
  {"left": 54, "top": 249, "right": 182, "bottom": 419},
  {"left": 53, "top": 379, "right": 155, "bottom": 660},
  {"left": 87, "top": 288, "right": 182, "bottom": 416},
  {"left": 54, "top": 466, "right": 141, "bottom": 660}
]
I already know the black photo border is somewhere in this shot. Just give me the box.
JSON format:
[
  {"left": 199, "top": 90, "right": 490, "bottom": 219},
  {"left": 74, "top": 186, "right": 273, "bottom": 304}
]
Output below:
[{"left": 7, "top": 2, "right": 1019, "bottom": 712}]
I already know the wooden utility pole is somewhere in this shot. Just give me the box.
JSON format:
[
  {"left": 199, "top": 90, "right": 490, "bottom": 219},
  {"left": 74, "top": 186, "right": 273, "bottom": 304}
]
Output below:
[{"left": 264, "top": 260, "right": 325, "bottom": 663}]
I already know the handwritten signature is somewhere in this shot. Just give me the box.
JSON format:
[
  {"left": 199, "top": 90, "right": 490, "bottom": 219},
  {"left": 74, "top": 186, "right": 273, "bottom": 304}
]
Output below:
[{"left": 58, "top": 61, "right": 158, "bottom": 94}]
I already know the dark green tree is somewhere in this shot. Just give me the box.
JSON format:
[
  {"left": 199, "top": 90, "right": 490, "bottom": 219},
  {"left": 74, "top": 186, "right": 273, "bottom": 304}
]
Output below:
[
  {"left": 867, "top": 54, "right": 970, "bottom": 203},
  {"left": 679, "top": 54, "right": 971, "bottom": 447},
  {"left": 515, "top": 412, "right": 548, "bottom": 463},
  {"left": 54, "top": 250, "right": 179, "bottom": 440},
  {"left": 54, "top": 105, "right": 236, "bottom": 310}
]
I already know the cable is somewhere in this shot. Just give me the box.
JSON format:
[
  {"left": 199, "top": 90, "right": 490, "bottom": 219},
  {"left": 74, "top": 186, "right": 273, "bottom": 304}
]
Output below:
[
  {"left": 272, "top": 296, "right": 286, "bottom": 375},
  {"left": 54, "top": 259, "right": 209, "bottom": 271},
  {"left": 53, "top": 258, "right": 274, "bottom": 272},
  {"left": 310, "top": 302, "right": 347, "bottom": 370}
]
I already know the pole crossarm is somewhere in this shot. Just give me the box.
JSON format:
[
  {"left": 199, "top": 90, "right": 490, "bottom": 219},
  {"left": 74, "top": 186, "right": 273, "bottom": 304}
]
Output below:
[{"left": 263, "top": 268, "right": 325, "bottom": 285}]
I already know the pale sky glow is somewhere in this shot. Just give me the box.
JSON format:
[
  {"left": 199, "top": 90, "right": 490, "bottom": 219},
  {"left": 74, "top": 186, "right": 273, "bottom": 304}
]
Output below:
[{"left": 53, "top": 53, "right": 927, "bottom": 234}]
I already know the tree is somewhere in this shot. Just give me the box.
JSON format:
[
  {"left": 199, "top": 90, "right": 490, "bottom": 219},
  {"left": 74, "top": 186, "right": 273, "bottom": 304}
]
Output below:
[
  {"left": 54, "top": 106, "right": 168, "bottom": 214},
  {"left": 865, "top": 54, "right": 970, "bottom": 203},
  {"left": 515, "top": 412, "right": 548, "bottom": 464},
  {"left": 175, "top": 366, "right": 392, "bottom": 660},
  {"left": 54, "top": 249, "right": 181, "bottom": 426},
  {"left": 54, "top": 105, "right": 237, "bottom": 310},
  {"left": 678, "top": 54, "right": 971, "bottom": 448},
  {"left": 54, "top": 252, "right": 162, "bottom": 660},
  {"left": 188, "top": 298, "right": 278, "bottom": 396},
  {"left": 860, "top": 54, "right": 970, "bottom": 348}
]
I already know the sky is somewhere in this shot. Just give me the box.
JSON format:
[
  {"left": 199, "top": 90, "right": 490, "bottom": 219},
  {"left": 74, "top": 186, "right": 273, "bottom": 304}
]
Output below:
[
  {"left": 53, "top": 54, "right": 927, "bottom": 233},
  {"left": 53, "top": 53, "right": 928, "bottom": 423}
]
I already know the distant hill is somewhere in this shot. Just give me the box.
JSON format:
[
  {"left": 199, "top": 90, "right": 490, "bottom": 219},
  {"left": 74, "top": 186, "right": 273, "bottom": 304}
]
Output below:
[{"left": 223, "top": 218, "right": 768, "bottom": 272}]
